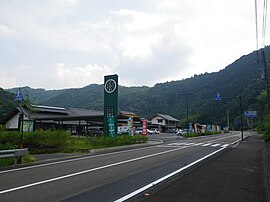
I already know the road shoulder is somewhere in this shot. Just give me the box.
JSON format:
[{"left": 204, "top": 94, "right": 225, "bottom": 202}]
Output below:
[{"left": 138, "top": 133, "right": 268, "bottom": 202}]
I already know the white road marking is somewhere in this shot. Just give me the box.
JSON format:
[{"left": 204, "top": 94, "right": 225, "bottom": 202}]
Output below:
[
  {"left": 194, "top": 143, "right": 204, "bottom": 146},
  {"left": 222, "top": 144, "right": 230, "bottom": 148},
  {"left": 202, "top": 143, "right": 211, "bottom": 147},
  {"left": 211, "top": 144, "right": 221, "bottom": 147},
  {"left": 114, "top": 146, "right": 227, "bottom": 202},
  {"left": 0, "top": 145, "right": 157, "bottom": 174},
  {"left": 0, "top": 146, "right": 190, "bottom": 195}
]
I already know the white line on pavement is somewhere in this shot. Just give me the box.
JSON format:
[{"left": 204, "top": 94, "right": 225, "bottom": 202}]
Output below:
[
  {"left": 0, "top": 146, "right": 157, "bottom": 175},
  {"left": 211, "top": 144, "right": 221, "bottom": 147},
  {"left": 114, "top": 146, "right": 227, "bottom": 202},
  {"left": 0, "top": 146, "right": 190, "bottom": 195},
  {"left": 202, "top": 143, "right": 211, "bottom": 147}
]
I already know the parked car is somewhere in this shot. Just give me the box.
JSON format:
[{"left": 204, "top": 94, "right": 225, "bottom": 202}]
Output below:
[
  {"left": 166, "top": 128, "right": 178, "bottom": 133},
  {"left": 135, "top": 128, "right": 142, "bottom": 134},
  {"left": 177, "top": 129, "right": 188, "bottom": 136},
  {"left": 85, "top": 128, "right": 103, "bottom": 136},
  {"left": 147, "top": 129, "right": 155, "bottom": 134},
  {"left": 151, "top": 129, "right": 160, "bottom": 134}
]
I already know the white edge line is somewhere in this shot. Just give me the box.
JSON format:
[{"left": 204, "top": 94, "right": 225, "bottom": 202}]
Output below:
[
  {"left": 0, "top": 146, "right": 190, "bottom": 195},
  {"left": 0, "top": 145, "right": 158, "bottom": 174},
  {"left": 114, "top": 146, "right": 226, "bottom": 202}
]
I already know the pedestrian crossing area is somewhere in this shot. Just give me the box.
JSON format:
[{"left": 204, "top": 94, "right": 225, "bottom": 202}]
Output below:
[{"left": 163, "top": 142, "right": 230, "bottom": 148}]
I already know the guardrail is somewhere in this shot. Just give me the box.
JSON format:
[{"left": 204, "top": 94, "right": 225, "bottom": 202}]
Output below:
[{"left": 0, "top": 148, "right": 28, "bottom": 166}]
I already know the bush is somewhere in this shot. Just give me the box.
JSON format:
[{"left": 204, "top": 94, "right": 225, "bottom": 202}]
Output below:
[
  {"left": 24, "top": 130, "right": 71, "bottom": 150},
  {"left": 262, "top": 115, "right": 270, "bottom": 142},
  {"left": 87, "top": 135, "right": 148, "bottom": 149},
  {"left": 0, "top": 128, "right": 148, "bottom": 154},
  {"left": 263, "top": 131, "right": 270, "bottom": 141},
  {"left": 182, "top": 131, "right": 218, "bottom": 138}
]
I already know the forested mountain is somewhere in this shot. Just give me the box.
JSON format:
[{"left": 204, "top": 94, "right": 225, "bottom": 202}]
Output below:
[
  {"left": 0, "top": 88, "right": 16, "bottom": 121},
  {"left": 5, "top": 46, "right": 270, "bottom": 128}
]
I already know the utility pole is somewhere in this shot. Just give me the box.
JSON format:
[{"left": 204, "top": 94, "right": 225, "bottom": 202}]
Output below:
[
  {"left": 180, "top": 93, "right": 193, "bottom": 133},
  {"left": 214, "top": 93, "right": 244, "bottom": 140},
  {"left": 238, "top": 95, "right": 244, "bottom": 141},
  {"left": 261, "top": 50, "right": 270, "bottom": 111},
  {"left": 226, "top": 110, "right": 230, "bottom": 129}
]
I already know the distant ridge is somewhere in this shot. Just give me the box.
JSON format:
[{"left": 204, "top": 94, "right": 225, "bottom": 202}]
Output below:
[{"left": 5, "top": 46, "right": 270, "bottom": 128}]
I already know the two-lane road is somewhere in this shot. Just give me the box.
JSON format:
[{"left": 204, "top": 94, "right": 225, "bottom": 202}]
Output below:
[{"left": 0, "top": 131, "right": 249, "bottom": 202}]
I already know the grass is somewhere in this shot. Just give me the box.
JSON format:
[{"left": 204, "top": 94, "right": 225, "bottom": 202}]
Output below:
[
  {"left": 0, "top": 127, "right": 148, "bottom": 166},
  {"left": 182, "top": 131, "right": 219, "bottom": 138},
  {"left": 259, "top": 114, "right": 270, "bottom": 142}
]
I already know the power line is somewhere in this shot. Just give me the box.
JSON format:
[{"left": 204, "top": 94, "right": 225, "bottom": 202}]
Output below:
[
  {"left": 262, "top": 0, "right": 268, "bottom": 47},
  {"left": 255, "top": 0, "right": 259, "bottom": 50},
  {"left": 255, "top": 0, "right": 270, "bottom": 111}
]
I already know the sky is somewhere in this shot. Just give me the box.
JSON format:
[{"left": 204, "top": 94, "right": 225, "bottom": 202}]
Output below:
[{"left": 0, "top": 0, "right": 269, "bottom": 90}]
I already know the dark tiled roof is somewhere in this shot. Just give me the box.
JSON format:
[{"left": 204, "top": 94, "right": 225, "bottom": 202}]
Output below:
[{"left": 156, "top": 113, "right": 179, "bottom": 122}]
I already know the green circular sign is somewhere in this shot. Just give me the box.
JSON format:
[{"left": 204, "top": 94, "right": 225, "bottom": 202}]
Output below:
[{"left": 105, "top": 79, "right": 117, "bottom": 93}]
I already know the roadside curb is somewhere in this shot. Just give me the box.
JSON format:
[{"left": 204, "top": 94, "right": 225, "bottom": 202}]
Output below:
[
  {"left": 28, "top": 141, "right": 163, "bottom": 165},
  {"left": 263, "top": 141, "right": 270, "bottom": 202},
  {"left": 89, "top": 140, "right": 162, "bottom": 154}
]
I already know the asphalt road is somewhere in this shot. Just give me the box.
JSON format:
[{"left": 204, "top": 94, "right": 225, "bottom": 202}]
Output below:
[{"left": 0, "top": 131, "right": 247, "bottom": 202}]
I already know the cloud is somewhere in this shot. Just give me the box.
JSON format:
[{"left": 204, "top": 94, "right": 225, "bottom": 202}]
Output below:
[
  {"left": 112, "top": 8, "right": 193, "bottom": 86},
  {"left": 53, "top": 63, "right": 114, "bottom": 88},
  {"left": 0, "top": 74, "right": 17, "bottom": 89},
  {"left": 0, "top": 24, "right": 17, "bottom": 38},
  {"left": 0, "top": 0, "right": 265, "bottom": 90}
]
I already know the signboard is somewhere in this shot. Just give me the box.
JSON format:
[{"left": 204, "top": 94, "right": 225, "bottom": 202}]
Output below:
[
  {"left": 127, "top": 117, "right": 134, "bottom": 136},
  {"left": 214, "top": 92, "right": 222, "bottom": 101},
  {"left": 22, "top": 120, "right": 34, "bottom": 132},
  {"left": 142, "top": 119, "right": 147, "bottom": 136},
  {"left": 244, "top": 111, "right": 257, "bottom": 118},
  {"left": 104, "top": 74, "right": 118, "bottom": 136},
  {"left": 14, "top": 89, "right": 24, "bottom": 101}
]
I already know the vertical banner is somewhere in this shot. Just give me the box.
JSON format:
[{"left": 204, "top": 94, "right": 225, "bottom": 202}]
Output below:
[
  {"left": 142, "top": 119, "right": 148, "bottom": 136},
  {"left": 128, "top": 117, "right": 134, "bottom": 136},
  {"left": 104, "top": 74, "right": 118, "bottom": 137}
]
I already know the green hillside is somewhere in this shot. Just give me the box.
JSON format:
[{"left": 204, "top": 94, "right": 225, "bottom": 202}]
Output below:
[
  {"left": 0, "top": 88, "right": 16, "bottom": 121},
  {"left": 6, "top": 46, "right": 270, "bottom": 129}
]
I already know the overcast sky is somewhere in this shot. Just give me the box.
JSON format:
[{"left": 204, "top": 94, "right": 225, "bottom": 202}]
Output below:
[{"left": 0, "top": 0, "right": 269, "bottom": 90}]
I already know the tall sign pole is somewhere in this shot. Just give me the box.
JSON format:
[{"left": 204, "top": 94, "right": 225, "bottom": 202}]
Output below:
[
  {"left": 104, "top": 74, "right": 118, "bottom": 137},
  {"left": 14, "top": 88, "right": 24, "bottom": 149},
  {"left": 214, "top": 92, "right": 244, "bottom": 141}
]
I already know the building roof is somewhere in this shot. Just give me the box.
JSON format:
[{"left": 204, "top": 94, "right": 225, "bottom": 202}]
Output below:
[
  {"left": 119, "top": 110, "right": 139, "bottom": 118},
  {"left": 1, "top": 104, "right": 104, "bottom": 124},
  {"left": 154, "top": 113, "right": 179, "bottom": 122}
]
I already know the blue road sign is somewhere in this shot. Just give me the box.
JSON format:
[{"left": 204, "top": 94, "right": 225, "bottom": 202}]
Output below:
[
  {"left": 244, "top": 111, "right": 257, "bottom": 118},
  {"left": 14, "top": 89, "right": 24, "bottom": 101},
  {"left": 215, "top": 92, "right": 222, "bottom": 101}
]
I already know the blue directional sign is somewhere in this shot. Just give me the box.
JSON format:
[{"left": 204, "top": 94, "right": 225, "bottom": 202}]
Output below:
[
  {"left": 214, "top": 92, "right": 222, "bottom": 101},
  {"left": 244, "top": 111, "right": 257, "bottom": 118},
  {"left": 14, "top": 89, "right": 24, "bottom": 101}
]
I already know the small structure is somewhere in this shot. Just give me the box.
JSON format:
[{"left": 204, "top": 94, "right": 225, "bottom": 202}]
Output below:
[
  {"left": 150, "top": 113, "right": 179, "bottom": 132},
  {"left": 1, "top": 104, "right": 104, "bottom": 135},
  {"left": 1, "top": 104, "right": 143, "bottom": 136}
]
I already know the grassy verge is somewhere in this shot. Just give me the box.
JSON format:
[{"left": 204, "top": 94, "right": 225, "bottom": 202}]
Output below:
[
  {"left": 182, "top": 131, "right": 219, "bottom": 138},
  {"left": 260, "top": 115, "right": 270, "bottom": 142},
  {"left": 0, "top": 127, "right": 148, "bottom": 166}
]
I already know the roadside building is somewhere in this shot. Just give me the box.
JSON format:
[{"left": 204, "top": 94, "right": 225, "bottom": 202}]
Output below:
[
  {"left": 150, "top": 113, "right": 179, "bottom": 132},
  {"left": 1, "top": 104, "right": 142, "bottom": 135},
  {"left": 1, "top": 104, "right": 104, "bottom": 135}
]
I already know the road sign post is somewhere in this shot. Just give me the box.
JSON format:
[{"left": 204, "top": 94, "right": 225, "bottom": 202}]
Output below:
[
  {"left": 214, "top": 93, "right": 244, "bottom": 141},
  {"left": 104, "top": 75, "right": 118, "bottom": 137},
  {"left": 14, "top": 89, "right": 24, "bottom": 163}
]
